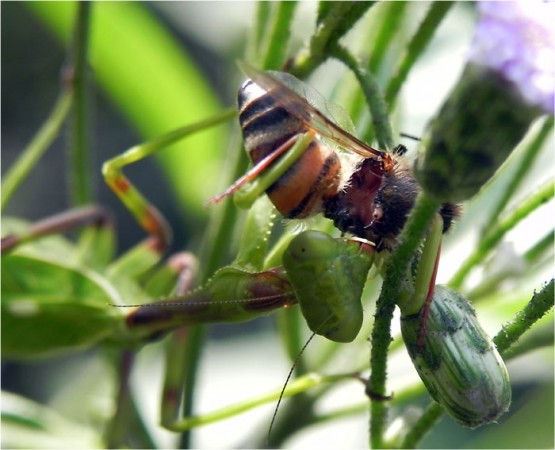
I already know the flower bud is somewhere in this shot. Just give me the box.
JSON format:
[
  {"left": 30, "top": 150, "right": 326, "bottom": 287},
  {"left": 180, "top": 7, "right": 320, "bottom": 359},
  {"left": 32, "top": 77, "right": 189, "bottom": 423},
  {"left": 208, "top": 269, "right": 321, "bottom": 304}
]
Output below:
[
  {"left": 415, "top": 1, "right": 553, "bottom": 203},
  {"left": 401, "top": 285, "right": 511, "bottom": 428}
]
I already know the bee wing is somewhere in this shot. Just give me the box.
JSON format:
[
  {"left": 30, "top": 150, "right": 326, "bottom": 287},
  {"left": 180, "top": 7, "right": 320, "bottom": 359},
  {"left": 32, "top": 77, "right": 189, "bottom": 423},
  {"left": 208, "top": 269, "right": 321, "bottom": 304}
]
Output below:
[{"left": 237, "top": 60, "right": 384, "bottom": 159}]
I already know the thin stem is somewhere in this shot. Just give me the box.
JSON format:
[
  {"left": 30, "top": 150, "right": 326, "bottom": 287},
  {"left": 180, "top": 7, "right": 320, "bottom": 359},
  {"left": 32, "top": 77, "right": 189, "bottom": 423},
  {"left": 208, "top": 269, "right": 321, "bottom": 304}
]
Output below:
[
  {"left": 385, "top": 2, "right": 454, "bottom": 107},
  {"left": 104, "top": 351, "right": 155, "bottom": 449},
  {"left": 368, "top": 1, "right": 410, "bottom": 74},
  {"left": 483, "top": 116, "right": 554, "bottom": 228},
  {"left": 314, "top": 402, "right": 367, "bottom": 425},
  {"left": 69, "top": 2, "right": 92, "bottom": 206},
  {"left": 467, "top": 228, "right": 554, "bottom": 301},
  {"left": 248, "top": 2, "right": 271, "bottom": 63},
  {"left": 501, "top": 319, "right": 554, "bottom": 360},
  {"left": 369, "top": 192, "right": 441, "bottom": 449},
  {"left": 167, "top": 372, "right": 348, "bottom": 431},
  {"left": 104, "top": 351, "right": 134, "bottom": 448},
  {"left": 399, "top": 403, "right": 443, "bottom": 449},
  {"left": 449, "top": 180, "right": 554, "bottom": 290},
  {"left": 178, "top": 326, "right": 205, "bottom": 449},
  {"left": 161, "top": 329, "right": 190, "bottom": 426},
  {"left": 261, "top": 1, "right": 298, "bottom": 70},
  {"left": 524, "top": 230, "right": 554, "bottom": 265},
  {"left": 494, "top": 279, "right": 554, "bottom": 354},
  {"left": 291, "top": 2, "right": 374, "bottom": 79},
  {"left": 276, "top": 307, "right": 306, "bottom": 370},
  {"left": 1, "top": 90, "right": 73, "bottom": 211},
  {"left": 330, "top": 44, "right": 394, "bottom": 150}
]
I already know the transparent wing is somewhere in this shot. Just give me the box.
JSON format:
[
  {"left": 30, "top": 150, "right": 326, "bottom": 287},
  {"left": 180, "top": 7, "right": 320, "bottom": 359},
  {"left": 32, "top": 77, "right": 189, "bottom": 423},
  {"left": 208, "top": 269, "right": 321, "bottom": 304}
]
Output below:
[{"left": 237, "top": 60, "right": 384, "bottom": 159}]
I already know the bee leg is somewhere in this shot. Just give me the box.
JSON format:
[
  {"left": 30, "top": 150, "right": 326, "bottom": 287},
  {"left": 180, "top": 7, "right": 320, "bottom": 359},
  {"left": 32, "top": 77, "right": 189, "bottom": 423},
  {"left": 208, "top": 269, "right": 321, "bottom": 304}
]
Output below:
[{"left": 392, "top": 144, "right": 408, "bottom": 156}]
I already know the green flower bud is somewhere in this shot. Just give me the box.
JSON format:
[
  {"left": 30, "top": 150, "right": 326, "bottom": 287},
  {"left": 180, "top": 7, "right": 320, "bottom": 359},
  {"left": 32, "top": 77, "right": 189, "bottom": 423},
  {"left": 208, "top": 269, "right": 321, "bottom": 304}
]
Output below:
[
  {"left": 283, "top": 230, "right": 374, "bottom": 343},
  {"left": 415, "top": 1, "right": 553, "bottom": 203},
  {"left": 401, "top": 285, "right": 511, "bottom": 428},
  {"left": 414, "top": 64, "right": 541, "bottom": 203}
]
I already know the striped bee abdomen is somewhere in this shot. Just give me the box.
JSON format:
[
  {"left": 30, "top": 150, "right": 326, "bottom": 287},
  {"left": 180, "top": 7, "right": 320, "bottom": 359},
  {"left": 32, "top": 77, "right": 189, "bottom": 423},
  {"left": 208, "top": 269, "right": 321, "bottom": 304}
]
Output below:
[{"left": 238, "top": 79, "right": 341, "bottom": 218}]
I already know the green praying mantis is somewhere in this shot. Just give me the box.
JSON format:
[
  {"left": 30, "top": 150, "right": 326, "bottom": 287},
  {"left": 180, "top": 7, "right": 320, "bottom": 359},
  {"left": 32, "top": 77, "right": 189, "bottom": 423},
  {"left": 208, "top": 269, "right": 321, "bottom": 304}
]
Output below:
[{"left": 2, "top": 62, "right": 514, "bottom": 446}]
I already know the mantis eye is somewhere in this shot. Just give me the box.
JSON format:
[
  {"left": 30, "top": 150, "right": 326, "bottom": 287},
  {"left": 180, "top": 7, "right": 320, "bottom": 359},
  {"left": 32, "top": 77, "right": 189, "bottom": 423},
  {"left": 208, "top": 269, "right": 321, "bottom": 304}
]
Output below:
[{"left": 284, "top": 230, "right": 337, "bottom": 262}]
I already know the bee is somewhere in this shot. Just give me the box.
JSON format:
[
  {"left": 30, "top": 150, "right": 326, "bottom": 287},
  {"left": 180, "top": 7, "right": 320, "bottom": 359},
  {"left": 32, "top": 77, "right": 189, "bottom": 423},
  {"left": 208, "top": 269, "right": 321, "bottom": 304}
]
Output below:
[{"left": 217, "top": 62, "right": 458, "bottom": 250}]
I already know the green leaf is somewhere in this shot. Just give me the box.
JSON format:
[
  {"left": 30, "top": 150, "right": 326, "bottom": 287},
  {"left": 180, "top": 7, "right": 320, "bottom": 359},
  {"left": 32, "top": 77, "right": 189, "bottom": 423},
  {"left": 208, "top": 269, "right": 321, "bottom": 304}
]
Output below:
[
  {"left": 2, "top": 254, "right": 123, "bottom": 359},
  {"left": 1, "top": 391, "right": 103, "bottom": 449}
]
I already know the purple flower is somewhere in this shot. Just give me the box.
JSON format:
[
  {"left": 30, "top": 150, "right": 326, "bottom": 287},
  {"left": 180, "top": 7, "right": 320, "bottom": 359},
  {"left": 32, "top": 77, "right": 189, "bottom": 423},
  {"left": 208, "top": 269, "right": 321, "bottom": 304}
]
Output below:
[{"left": 469, "top": 1, "right": 555, "bottom": 114}]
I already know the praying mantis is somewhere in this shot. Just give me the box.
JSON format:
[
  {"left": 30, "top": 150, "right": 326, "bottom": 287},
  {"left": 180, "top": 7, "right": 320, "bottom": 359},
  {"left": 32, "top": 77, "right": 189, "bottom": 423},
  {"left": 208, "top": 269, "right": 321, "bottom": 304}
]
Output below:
[{"left": 2, "top": 61, "right": 516, "bottom": 449}]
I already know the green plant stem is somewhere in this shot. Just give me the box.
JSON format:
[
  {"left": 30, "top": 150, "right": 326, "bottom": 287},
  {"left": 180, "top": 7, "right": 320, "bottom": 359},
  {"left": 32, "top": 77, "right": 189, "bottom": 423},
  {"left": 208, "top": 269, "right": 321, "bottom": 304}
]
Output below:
[
  {"left": 168, "top": 372, "right": 348, "bottom": 431},
  {"left": 277, "top": 306, "right": 307, "bottom": 371},
  {"left": 370, "top": 192, "right": 441, "bottom": 449},
  {"left": 104, "top": 350, "right": 156, "bottom": 449},
  {"left": 315, "top": 1, "right": 333, "bottom": 24},
  {"left": 263, "top": 392, "right": 316, "bottom": 448},
  {"left": 178, "top": 326, "right": 205, "bottom": 449},
  {"left": 399, "top": 403, "right": 443, "bottom": 449},
  {"left": 450, "top": 180, "right": 554, "bottom": 290},
  {"left": 502, "top": 319, "right": 554, "bottom": 360},
  {"left": 344, "top": 2, "right": 409, "bottom": 140},
  {"left": 494, "top": 279, "right": 554, "bottom": 354},
  {"left": 315, "top": 401, "right": 367, "bottom": 424},
  {"left": 161, "top": 329, "right": 190, "bottom": 425},
  {"left": 524, "top": 230, "right": 554, "bottom": 265},
  {"left": 104, "top": 351, "right": 134, "bottom": 448},
  {"left": 1, "top": 90, "right": 73, "bottom": 211},
  {"left": 249, "top": 2, "right": 271, "bottom": 62},
  {"left": 330, "top": 44, "right": 394, "bottom": 150},
  {"left": 69, "top": 2, "right": 92, "bottom": 206},
  {"left": 368, "top": 1, "right": 409, "bottom": 73},
  {"left": 261, "top": 1, "right": 298, "bottom": 70},
  {"left": 291, "top": 2, "right": 374, "bottom": 79},
  {"left": 467, "top": 228, "right": 554, "bottom": 301},
  {"left": 385, "top": 1, "right": 454, "bottom": 107},
  {"left": 484, "top": 116, "right": 554, "bottom": 228}
]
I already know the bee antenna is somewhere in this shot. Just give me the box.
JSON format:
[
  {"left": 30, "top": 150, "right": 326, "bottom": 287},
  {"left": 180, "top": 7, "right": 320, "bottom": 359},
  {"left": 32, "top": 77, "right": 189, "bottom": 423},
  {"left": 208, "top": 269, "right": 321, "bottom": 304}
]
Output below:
[{"left": 399, "top": 132, "right": 421, "bottom": 142}]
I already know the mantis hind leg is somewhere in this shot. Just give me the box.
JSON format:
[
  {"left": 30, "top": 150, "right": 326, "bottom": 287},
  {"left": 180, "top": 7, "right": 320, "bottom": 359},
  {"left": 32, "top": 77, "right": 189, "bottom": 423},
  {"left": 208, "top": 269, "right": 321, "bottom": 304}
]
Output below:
[{"left": 1, "top": 205, "right": 113, "bottom": 254}]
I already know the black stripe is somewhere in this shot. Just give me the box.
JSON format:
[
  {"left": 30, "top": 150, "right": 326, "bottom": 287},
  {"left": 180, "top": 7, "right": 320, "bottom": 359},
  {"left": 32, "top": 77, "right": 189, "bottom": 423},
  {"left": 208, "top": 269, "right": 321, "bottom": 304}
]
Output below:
[
  {"left": 241, "top": 106, "right": 298, "bottom": 142},
  {"left": 238, "top": 88, "right": 276, "bottom": 120},
  {"left": 286, "top": 145, "right": 336, "bottom": 219}
]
